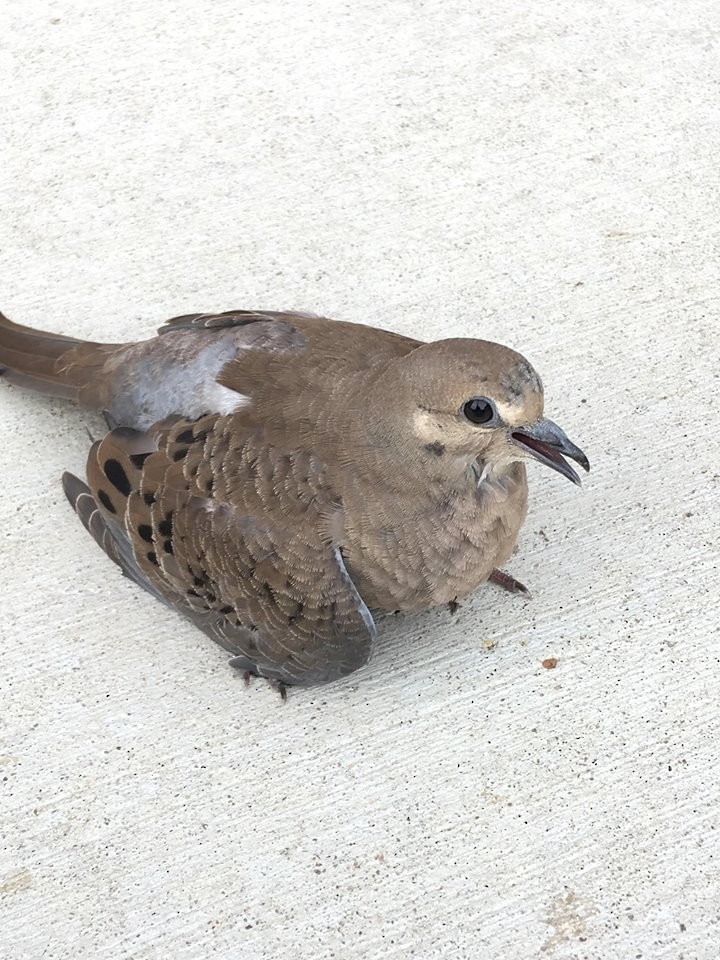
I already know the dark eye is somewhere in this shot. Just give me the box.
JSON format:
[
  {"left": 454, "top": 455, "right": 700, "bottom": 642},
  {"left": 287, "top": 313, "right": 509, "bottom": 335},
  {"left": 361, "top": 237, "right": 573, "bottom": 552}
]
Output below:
[{"left": 462, "top": 397, "right": 495, "bottom": 425}]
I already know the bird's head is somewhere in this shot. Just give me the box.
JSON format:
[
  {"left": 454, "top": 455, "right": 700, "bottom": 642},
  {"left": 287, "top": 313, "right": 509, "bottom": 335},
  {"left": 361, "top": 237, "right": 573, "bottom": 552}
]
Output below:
[{"left": 392, "top": 338, "right": 589, "bottom": 484}]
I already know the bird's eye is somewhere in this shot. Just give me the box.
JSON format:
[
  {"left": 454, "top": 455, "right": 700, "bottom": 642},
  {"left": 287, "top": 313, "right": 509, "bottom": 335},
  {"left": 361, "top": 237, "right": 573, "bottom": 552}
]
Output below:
[{"left": 462, "top": 397, "right": 495, "bottom": 425}]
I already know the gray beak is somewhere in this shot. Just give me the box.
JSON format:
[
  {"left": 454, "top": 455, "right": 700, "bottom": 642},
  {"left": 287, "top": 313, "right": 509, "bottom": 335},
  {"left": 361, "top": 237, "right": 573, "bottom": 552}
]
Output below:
[{"left": 511, "top": 417, "right": 590, "bottom": 485}]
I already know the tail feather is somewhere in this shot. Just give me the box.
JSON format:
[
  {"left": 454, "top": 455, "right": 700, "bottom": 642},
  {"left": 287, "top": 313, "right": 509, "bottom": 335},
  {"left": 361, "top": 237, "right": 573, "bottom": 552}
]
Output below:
[
  {"left": 0, "top": 312, "right": 84, "bottom": 354},
  {"left": 0, "top": 310, "right": 105, "bottom": 401},
  {"left": 0, "top": 341, "right": 81, "bottom": 399}
]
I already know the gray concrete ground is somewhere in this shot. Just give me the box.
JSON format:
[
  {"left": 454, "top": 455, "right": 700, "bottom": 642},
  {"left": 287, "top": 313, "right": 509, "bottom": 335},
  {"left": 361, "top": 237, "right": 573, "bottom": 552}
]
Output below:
[{"left": 1, "top": 1, "right": 719, "bottom": 958}]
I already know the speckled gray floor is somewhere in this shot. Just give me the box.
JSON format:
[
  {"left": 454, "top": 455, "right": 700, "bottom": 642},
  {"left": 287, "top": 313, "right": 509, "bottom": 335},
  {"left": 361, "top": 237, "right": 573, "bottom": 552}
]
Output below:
[{"left": 2, "top": 2, "right": 719, "bottom": 958}]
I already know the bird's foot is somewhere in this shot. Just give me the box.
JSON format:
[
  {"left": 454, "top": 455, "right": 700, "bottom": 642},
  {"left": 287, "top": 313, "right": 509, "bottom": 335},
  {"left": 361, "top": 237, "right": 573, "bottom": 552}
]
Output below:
[
  {"left": 272, "top": 680, "right": 288, "bottom": 702},
  {"left": 489, "top": 568, "right": 531, "bottom": 597},
  {"left": 230, "top": 658, "right": 288, "bottom": 701},
  {"left": 448, "top": 598, "right": 461, "bottom": 615}
]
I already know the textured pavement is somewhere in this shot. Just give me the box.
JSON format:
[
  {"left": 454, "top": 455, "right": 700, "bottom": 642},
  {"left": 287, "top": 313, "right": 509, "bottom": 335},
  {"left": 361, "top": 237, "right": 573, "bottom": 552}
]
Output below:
[{"left": 1, "top": 1, "right": 719, "bottom": 958}]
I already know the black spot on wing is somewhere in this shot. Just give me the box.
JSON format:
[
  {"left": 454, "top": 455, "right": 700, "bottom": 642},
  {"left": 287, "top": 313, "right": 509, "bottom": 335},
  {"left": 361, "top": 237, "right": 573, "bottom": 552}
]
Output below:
[
  {"left": 158, "top": 514, "right": 173, "bottom": 537},
  {"left": 288, "top": 600, "right": 304, "bottom": 624},
  {"left": 104, "top": 459, "right": 131, "bottom": 496},
  {"left": 97, "top": 489, "right": 116, "bottom": 513}
]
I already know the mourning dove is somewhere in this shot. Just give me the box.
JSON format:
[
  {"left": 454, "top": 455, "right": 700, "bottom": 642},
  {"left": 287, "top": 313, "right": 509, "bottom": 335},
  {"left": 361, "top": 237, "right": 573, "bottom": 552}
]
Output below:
[{"left": 0, "top": 308, "right": 588, "bottom": 692}]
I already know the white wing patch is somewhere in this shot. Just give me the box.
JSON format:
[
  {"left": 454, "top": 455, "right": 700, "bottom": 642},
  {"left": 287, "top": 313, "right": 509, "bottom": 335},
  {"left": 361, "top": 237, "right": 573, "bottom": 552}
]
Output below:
[
  {"left": 202, "top": 381, "right": 250, "bottom": 416},
  {"left": 110, "top": 330, "right": 255, "bottom": 428}
]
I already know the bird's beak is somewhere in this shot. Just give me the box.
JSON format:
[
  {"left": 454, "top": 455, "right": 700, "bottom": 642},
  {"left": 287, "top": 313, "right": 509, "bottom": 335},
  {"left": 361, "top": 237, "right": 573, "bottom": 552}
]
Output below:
[{"left": 511, "top": 417, "right": 590, "bottom": 485}]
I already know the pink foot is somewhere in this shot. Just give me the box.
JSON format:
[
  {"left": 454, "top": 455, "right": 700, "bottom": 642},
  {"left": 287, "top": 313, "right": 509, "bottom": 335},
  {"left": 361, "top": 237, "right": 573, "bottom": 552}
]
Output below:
[{"left": 489, "top": 569, "right": 531, "bottom": 597}]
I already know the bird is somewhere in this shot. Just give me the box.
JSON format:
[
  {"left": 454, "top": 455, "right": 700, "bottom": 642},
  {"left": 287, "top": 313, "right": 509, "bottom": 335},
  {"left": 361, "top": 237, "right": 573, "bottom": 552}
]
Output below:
[{"left": 0, "top": 306, "right": 589, "bottom": 694}]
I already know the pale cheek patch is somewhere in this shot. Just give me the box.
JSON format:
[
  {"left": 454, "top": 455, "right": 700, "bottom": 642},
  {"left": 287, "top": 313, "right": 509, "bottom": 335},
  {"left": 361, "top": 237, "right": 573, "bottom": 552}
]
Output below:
[
  {"left": 495, "top": 398, "right": 543, "bottom": 428},
  {"left": 412, "top": 409, "right": 445, "bottom": 443},
  {"left": 494, "top": 400, "right": 525, "bottom": 427}
]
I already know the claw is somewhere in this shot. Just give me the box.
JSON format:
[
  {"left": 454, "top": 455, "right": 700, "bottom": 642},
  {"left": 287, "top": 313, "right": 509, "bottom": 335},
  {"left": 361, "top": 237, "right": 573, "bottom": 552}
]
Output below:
[
  {"left": 489, "top": 569, "right": 531, "bottom": 597},
  {"left": 230, "top": 658, "right": 288, "bottom": 701}
]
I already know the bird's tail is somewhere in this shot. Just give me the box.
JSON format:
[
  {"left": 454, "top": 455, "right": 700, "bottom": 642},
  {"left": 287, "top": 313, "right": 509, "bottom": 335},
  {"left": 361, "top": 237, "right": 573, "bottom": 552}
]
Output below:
[{"left": 0, "top": 309, "right": 112, "bottom": 402}]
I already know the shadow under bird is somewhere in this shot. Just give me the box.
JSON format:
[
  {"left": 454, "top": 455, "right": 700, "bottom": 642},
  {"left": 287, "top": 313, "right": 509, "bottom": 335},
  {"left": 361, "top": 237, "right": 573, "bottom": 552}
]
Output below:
[{"left": 0, "top": 307, "right": 589, "bottom": 694}]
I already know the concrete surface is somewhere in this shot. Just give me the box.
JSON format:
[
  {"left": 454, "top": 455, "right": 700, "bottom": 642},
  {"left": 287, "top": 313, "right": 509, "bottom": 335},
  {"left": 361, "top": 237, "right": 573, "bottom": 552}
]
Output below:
[{"left": 1, "top": 1, "right": 719, "bottom": 957}]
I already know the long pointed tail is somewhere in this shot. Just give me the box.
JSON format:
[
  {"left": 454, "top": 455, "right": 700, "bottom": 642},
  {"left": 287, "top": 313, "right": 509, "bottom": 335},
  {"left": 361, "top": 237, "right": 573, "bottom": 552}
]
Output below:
[{"left": 0, "top": 310, "right": 108, "bottom": 401}]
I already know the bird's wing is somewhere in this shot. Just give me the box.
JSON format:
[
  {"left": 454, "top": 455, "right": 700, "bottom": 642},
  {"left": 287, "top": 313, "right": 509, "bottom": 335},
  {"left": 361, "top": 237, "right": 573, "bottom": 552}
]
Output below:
[
  {"left": 63, "top": 415, "right": 376, "bottom": 687},
  {"left": 156, "top": 308, "right": 324, "bottom": 335},
  {"left": 68, "top": 308, "right": 420, "bottom": 430}
]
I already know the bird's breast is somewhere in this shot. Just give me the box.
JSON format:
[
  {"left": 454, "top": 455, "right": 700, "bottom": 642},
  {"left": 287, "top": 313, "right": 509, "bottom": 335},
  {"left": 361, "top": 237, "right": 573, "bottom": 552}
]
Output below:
[{"left": 343, "top": 463, "right": 528, "bottom": 612}]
